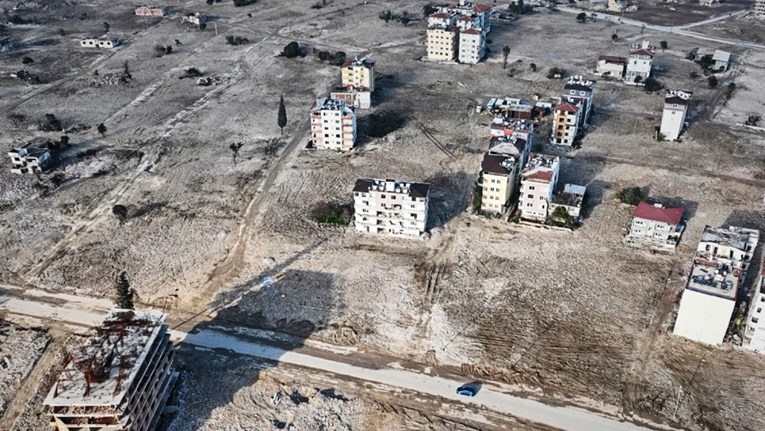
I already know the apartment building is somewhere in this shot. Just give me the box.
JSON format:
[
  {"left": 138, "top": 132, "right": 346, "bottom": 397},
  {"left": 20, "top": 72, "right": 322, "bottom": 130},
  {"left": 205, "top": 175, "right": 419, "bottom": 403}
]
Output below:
[
  {"left": 353, "top": 178, "right": 430, "bottom": 238},
  {"left": 626, "top": 40, "right": 655, "bottom": 85},
  {"left": 596, "top": 55, "right": 627, "bottom": 78},
  {"left": 442, "top": 0, "right": 492, "bottom": 32},
  {"left": 330, "top": 87, "right": 371, "bottom": 109},
  {"left": 660, "top": 90, "right": 692, "bottom": 141},
  {"left": 426, "top": 26, "right": 459, "bottom": 61},
  {"left": 756, "top": 0, "right": 765, "bottom": 15},
  {"left": 674, "top": 226, "right": 760, "bottom": 345},
  {"left": 489, "top": 117, "right": 534, "bottom": 143},
  {"left": 551, "top": 102, "right": 581, "bottom": 146},
  {"left": 309, "top": 98, "right": 356, "bottom": 151},
  {"left": 486, "top": 97, "right": 535, "bottom": 120},
  {"left": 341, "top": 57, "right": 375, "bottom": 92},
  {"left": 561, "top": 77, "right": 595, "bottom": 127},
  {"left": 8, "top": 142, "right": 50, "bottom": 174},
  {"left": 44, "top": 310, "right": 176, "bottom": 431},
  {"left": 480, "top": 153, "right": 518, "bottom": 214},
  {"left": 549, "top": 184, "right": 586, "bottom": 219},
  {"left": 80, "top": 37, "right": 120, "bottom": 49},
  {"left": 459, "top": 28, "right": 485, "bottom": 64},
  {"left": 519, "top": 153, "right": 560, "bottom": 222},
  {"left": 624, "top": 202, "right": 685, "bottom": 251},
  {"left": 743, "top": 262, "right": 765, "bottom": 353}
]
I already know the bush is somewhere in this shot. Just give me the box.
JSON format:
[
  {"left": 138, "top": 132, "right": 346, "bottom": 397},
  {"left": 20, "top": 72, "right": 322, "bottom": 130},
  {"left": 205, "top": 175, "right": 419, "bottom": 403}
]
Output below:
[
  {"left": 576, "top": 12, "right": 587, "bottom": 23},
  {"left": 611, "top": 33, "right": 618, "bottom": 41},
  {"left": 311, "top": 202, "right": 351, "bottom": 225},
  {"left": 179, "top": 67, "right": 202, "bottom": 79},
  {"left": 22, "top": 56, "right": 33, "bottom": 64},
  {"left": 546, "top": 67, "right": 567, "bottom": 79},
  {"left": 724, "top": 82, "right": 735, "bottom": 99},
  {"left": 226, "top": 35, "right": 250, "bottom": 46},
  {"left": 707, "top": 75, "right": 718, "bottom": 88},
  {"left": 38, "top": 113, "right": 62, "bottom": 132},
  {"left": 313, "top": 48, "right": 346, "bottom": 66},
  {"left": 697, "top": 54, "right": 713, "bottom": 70},
  {"left": 282, "top": 41, "right": 300, "bottom": 58},
  {"left": 233, "top": 0, "right": 257, "bottom": 6},
  {"left": 423, "top": 4, "right": 439, "bottom": 17},
  {"left": 745, "top": 115, "right": 760, "bottom": 126},
  {"left": 643, "top": 77, "right": 662, "bottom": 93},
  {"left": 689, "top": 71, "right": 699, "bottom": 79},
  {"left": 615, "top": 187, "right": 644, "bottom": 205},
  {"left": 660, "top": 40, "right": 668, "bottom": 49}
]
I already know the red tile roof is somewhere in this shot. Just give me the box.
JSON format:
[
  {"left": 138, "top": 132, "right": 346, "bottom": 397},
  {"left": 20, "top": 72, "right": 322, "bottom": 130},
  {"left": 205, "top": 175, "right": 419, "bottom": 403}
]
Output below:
[
  {"left": 523, "top": 171, "right": 553, "bottom": 182},
  {"left": 554, "top": 102, "right": 579, "bottom": 113},
  {"left": 462, "top": 28, "right": 482, "bottom": 35},
  {"left": 430, "top": 12, "right": 451, "bottom": 19},
  {"left": 629, "top": 49, "right": 655, "bottom": 57},
  {"left": 598, "top": 55, "right": 627, "bottom": 63},
  {"left": 633, "top": 202, "right": 684, "bottom": 225},
  {"left": 474, "top": 4, "right": 492, "bottom": 12}
]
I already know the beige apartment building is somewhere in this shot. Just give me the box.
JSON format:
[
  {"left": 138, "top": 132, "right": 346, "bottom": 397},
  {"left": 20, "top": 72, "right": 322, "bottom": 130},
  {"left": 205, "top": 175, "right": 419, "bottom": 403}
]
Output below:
[
  {"left": 480, "top": 153, "right": 518, "bottom": 214},
  {"left": 353, "top": 178, "right": 430, "bottom": 238},
  {"left": 518, "top": 153, "right": 560, "bottom": 222},
  {"left": 426, "top": 27, "right": 459, "bottom": 61},
  {"left": 44, "top": 310, "right": 176, "bottom": 431},
  {"left": 551, "top": 102, "right": 581, "bottom": 146},
  {"left": 561, "top": 77, "right": 595, "bottom": 127},
  {"left": 341, "top": 57, "right": 375, "bottom": 92},
  {"left": 309, "top": 98, "right": 356, "bottom": 151}
]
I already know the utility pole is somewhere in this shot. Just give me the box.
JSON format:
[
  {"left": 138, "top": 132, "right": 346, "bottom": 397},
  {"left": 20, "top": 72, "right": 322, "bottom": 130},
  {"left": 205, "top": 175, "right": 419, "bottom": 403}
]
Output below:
[{"left": 214, "top": 22, "right": 218, "bottom": 36}]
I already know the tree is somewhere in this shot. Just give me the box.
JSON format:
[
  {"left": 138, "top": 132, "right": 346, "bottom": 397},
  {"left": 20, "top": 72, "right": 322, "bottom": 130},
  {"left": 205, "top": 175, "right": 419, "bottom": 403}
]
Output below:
[
  {"left": 529, "top": 63, "right": 537, "bottom": 72},
  {"left": 7, "top": 113, "right": 25, "bottom": 127},
  {"left": 551, "top": 206, "right": 569, "bottom": 222},
  {"left": 660, "top": 40, "right": 668, "bottom": 50},
  {"left": 22, "top": 56, "right": 33, "bottom": 64},
  {"left": 423, "top": 4, "right": 439, "bottom": 17},
  {"left": 278, "top": 94, "right": 287, "bottom": 137},
  {"left": 576, "top": 12, "right": 587, "bottom": 23},
  {"left": 634, "top": 75, "right": 643, "bottom": 84},
  {"left": 707, "top": 75, "right": 718, "bottom": 88},
  {"left": 643, "top": 77, "right": 662, "bottom": 93},
  {"left": 517, "top": 0, "right": 524, "bottom": 15},
  {"left": 611, "top": 33, "right": 618, "bottom": 41},
  {"left": 502, "top": 45, "right": 510, "bottom": 69},
  {"left": 282, "top": 41, "right": 300, "bottom": 58},
  {"left": 229, "top": 142, "right": 244, "bottom": 164},
  {"left": 616, "top": 187, "right": 644, "bottom": 205},
  {"left": 97, "top": 123, "right": 107, "bottom": 137},
  {"left": 112, "top": 204, "right": 128, "bottom": 224},
  {"left": 38, "top": 113, "right": 62, "bottom": 132},
  {"left": 656, "top": 131, "right": 666, "bottom": 142},
  {"left": 689, "top": 71, "right": 699, "bottom": 79},
  {"left": 207, "top": 0, "right": 214, "bottom": 4},
  {"left": 697, "top": 54, "right": 713, "bottom": 70},
  {"left": 103, "top": 22, "right": 110, "bottom": 33},
  {"left": 114, "top": 271, "right": 134, "bottom": 310}
]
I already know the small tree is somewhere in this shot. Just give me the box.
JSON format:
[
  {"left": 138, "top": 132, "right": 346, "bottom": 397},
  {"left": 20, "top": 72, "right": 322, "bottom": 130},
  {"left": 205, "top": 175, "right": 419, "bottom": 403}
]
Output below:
[
  {"left": 707, "top": 75, "right": 718, "bottom": 88},
  {"left": 551, "top": 206, "right": 569, "bottom": 223},
  {"left": 634, "top": 75, "right": 643, "bottom": 84},
  {"left": 643, "top": 77, "right": 662, "bottom": 93},
  {"left": 282, "top": 41, "right": 300, "bottom": 58},
  {"left": 114, "top": 271, "right": 134, "bottom": 310},
  {"left": 7, "top": 113, "right": 25, "bottom": 127},
  {"left": 576, "top": 12, "right": 587, "bottom": 23},
  {"left": 689, "top": 71, "right": 699, "bottom": 80},
  {"left": 97, "top": 123, "right": 107, "bottom": 137},
  {"left": 103, "top": 22, "right": 110, "bottom": 33},
  {"left": 502, "top": 45, "right": 510, "bottom": 69},
  {"left": 656, "top": 131, "right": 666, "bottom": 142},
  {"left": 615, "top": 187, "right": 644, "bottom": 205},
  {"left": 529, "top": 63, "right": 537, "bottom": 72},
  {"left": 229, "top": 142, "right": 244, "bottom": 164},
  {"left": 611, "top": 33, "right": 618, "bottom": 41},
  {"left": 22, "top": 56, "right": 33, "bottom": 64},
  {"left": 660, "top": 40, "right": 668, "bottom": 50},
  {"left": 278, "top": 94, "right": 287, "bottom": 137},
  {"left": 112, "top": 204, "right": 128, "bottom": 224},
  {"left": 518, "top": 0, "right": 525, "bottom": 14},
  {"left": 207, "top": 0, "right": 214, "bottom": 4}
]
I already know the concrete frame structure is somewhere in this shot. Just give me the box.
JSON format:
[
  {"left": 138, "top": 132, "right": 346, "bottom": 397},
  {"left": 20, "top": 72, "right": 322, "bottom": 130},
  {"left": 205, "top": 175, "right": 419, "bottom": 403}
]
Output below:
[
  {"left": 44, "top": 310, "right": 175, "bottom": 431},
  {"left": 309, "top": 98, "right": 356, "bottom": 152},
  {"left": 8, "top": 142, "right": 50, "bottom": 174},
  {"left": 673, "top": 226, "right": 760, "bottom": 345},
  {"left": 519, "top": 153, "right": 560, "bottom": 222},
  {"left": 353, "top": 178, "right": 430, "bottom": 238},
  {"left": 551, "top": 102, "right": 581, "bottom": 146},
  {"left": 561, "top": 76, "right": 595, "bottom": 127},
  {"left": 660, "top": 90, "right": 692, "bottom": 141},
  {"left": 625, "top": 41, "right": 655, "bottom": 85},
  {"left": 744, "top": 261, "right": 765, "bottom": 353},
  {"left": 624, "top": 202, "right": 685, "bottom": 252},
  {"left": 596, "top": 55, "right": 627, "bottom": 78}
]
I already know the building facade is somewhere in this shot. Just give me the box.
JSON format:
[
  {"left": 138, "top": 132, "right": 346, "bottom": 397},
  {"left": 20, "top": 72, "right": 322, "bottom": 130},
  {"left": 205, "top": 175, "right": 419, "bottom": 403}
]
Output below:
[
  {"left": 458, "top": 28, "right": 485, "bottom": 64},
  {"left": 660, "top": 90, "right": 692, "bottom": 141},
  {"left": 8, "top": 143, "right": 50, "bottom": 174},
  {"left": 561, "top": 76, "right": 595, "bottom": 127},
  {"left": 135, "top": 6, "right": 165, "bottom": 16},
  {"left": 744, "top": 262, "right": 765, "bottom": 353},
  {"left": 551, "top": 102, "right": 581, "bottom": 146},
  {"left": 625, "top": 41, "right": 655, "bottom": 85},
  {"left": 44, "top": 310, "right": 175, "bottom": 431},
  {"left": 624, "top": 202, "right": 685, "bottom": 251},
  {"left": 673, "top": 226, "right": 760, "bottom": 345},
  {"left": 755, "top": 0, "right": 765, "bottom": 15},
  {"left": 329, "top": 87, "right": 371, "bottom": 109},
  {"left": 353, "top": 178, "right": 430, "bottom": 238},
  {"left": 549, "top": 184, "right": 586, "bottom": 219},
  {"left": 341, "top": 57, "right": 375, "bottom": 92},
  {"left": 596, "top": 55, "right": 627, "bottom": 78},
  {"left": 80, "top": 38, "right": 120, "bottom": 49},
  {"left": 426, "top": 1, "right": 491, "bottom": 63},
  {"left": 480, "top": 153, "right": 517, "bottom": 214},
  {"left": 519, "top": 153, "right": 560, "bottom": 222},
  {"left": 309, "top": 98, "right": 356, "bottom": 151},
  {"left": 426, "top": 27, "right": 459, "bottom": 61}
]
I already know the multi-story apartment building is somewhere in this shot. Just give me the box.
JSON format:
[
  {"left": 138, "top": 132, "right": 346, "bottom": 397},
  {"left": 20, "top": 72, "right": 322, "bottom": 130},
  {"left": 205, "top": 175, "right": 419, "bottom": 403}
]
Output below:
[
  {"left": 44, "top": 310, "right": 176, "bottom": 431},
  {"left": 744, "top": 261, "right": 765, "bottom": 353},
  {"left": 561, "top": 76, "right": 595, "bottom": 127},
  {"left": 341, "top": 57, "right": 375, "bottom": 92},
  {"left": 673, "top": 226, "right": 760, "bottom": 345},
  {"left": 660, "top": 90, "right": 692, "bottom": 141},
  {"left": 442, "top": 0, "right": 492, "bottom": 32},
  {"left": 426, "top": 26, "right": 459, "bottom": 61},
  {"left": 353, "top": 178, "right": 430, "bottom": 238},
  {"left": 480, "top": 153, "right": 518, "bottom": 214},
  {"left": 458, "top": 28, "right": 485, "bottom": 64},
  {"left": 624, "top": 202, "right": 685, "bottom": 251},
  {"left": 519, "top": 153, "right": 560, "bottom": 222},
  {"left": 596, "top": 55, "right": 627, "bottom": 78},
  {"left": 755, "top": 0, "right": 765, "bottom": 15},
  {"left": 626, "top": 40, "right": 655, "bottom": 85},
  {"left": 8, "top": 142, "right": 50, "bottom": 174},
  {"left": 309, "top": 98, "right": 356, "bottom": 151},
  {"left": 489, "top": 117, "right": 534, "bottom": 142},
  {"left": 551, "top": 102, "right": 581, "bottom": 146}
]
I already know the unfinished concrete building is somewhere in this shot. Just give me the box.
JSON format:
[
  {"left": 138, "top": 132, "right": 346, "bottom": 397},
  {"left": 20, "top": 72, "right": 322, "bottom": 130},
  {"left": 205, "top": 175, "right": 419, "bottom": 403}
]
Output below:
[{"left": 44, "top": 310, "right": 176, "bottom": 431}]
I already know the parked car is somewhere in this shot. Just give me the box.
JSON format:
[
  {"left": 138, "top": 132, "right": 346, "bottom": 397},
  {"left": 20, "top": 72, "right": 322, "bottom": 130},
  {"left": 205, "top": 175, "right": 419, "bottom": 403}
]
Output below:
[{"left": 456, "top": 382, "right": 481, "bottom": 397}]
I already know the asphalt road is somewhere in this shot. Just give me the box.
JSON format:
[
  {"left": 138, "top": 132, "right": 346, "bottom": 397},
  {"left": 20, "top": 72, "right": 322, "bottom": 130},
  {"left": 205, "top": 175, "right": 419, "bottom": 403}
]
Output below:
[{"left": 0, "top": 285, "right": 673, "bottom": 431}]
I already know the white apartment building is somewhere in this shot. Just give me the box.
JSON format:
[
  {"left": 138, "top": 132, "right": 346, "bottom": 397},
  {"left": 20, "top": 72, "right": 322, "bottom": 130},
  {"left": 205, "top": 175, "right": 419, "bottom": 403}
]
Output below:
[
  {"left": 309, "top": 98, "right": 356, "bottom": 151},
  {"left": 480, "top": 153, "right": 517, "bottom": 214},
  {"left": 551, "top": 102, "right": 581, "bottom": 146},
  {"left": 744, "top": 262, "right": 765, "bottom": 353},
  {"left": 458, "top": 28, "right": 485, "bottom": 64},
  {"left": 561, "top": 76, "right": 595, "bottom": 127},
  {"left": 660, "top": 90, "right": 692, "bottom": 141},
  {"left": 44, "top": 310, "right": 176, "bottom": 431},
  {"left": 624, "top": 202, "right": 685, "bottom": 251},
  {"left": 489, "top": 134, "right": 530, "bottom": 168},
  {"left": 755, "top": 0, "right": 765, "bottom": 15},
  {"left": 596, "top": 55, "right": 627, "bottom": 78},
  {"left": 8, "top": 142, "right": 50, "bottom": 174},
  {"left": 673, "top": 226, "right": 760, "bottom": 345},
  {"left": 341, "top": 57, "right": 375, "bottom": 92},
  {"left": 426, "top": 26, "right": 459, "bottom": 61},
  {"left": 441, "top": 0, "right": 492, "bottom": 32},
  {"left": 519, "top": 153, "right": 560, "bottom": 222},
  {"left": 625, "top": 40, "right": 655, "bottom": 85},
  {"left": 353, "top": 178, "right": 430, "bottom": 238}
]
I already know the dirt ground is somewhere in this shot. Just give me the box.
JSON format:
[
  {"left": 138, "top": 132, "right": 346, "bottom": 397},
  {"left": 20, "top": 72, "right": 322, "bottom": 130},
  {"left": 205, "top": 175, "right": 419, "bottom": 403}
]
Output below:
[
  {"left": 0, "top": 320, "right": 49, "bottom": 418},
  {"left": 2, "top": 0, "right": 765, "bottom": 430},
  {"left": 591, "top": 0, "right": 750, "bottom": 27},
  {"left": 693, "top": 12, "right": 765, "bottom": 45}
]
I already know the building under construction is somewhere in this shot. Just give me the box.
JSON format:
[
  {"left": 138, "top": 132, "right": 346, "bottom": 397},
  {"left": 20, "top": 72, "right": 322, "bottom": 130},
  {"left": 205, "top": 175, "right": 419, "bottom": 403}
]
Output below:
[{"left": 44, "top": 310, "right": 176, "bottom": 431}]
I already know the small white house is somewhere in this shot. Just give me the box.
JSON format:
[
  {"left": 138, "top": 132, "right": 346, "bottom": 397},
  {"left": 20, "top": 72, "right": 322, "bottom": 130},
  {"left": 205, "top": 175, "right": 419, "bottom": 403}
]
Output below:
[
  {"left": 80, "top": 37, "right": 120, "bottom": 49},
  {"left": 712, "top": 50, "right": 731, "bottom": 71}
]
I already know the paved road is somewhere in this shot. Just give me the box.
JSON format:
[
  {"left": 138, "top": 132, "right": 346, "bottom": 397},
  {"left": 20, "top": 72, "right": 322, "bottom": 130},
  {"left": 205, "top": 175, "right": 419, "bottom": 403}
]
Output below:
[
  {"left": 0, "top": 286, "right": 672, "bottom": 431},
  {"left": 555, "top": 6, "right": 765, "bottom": 50}
]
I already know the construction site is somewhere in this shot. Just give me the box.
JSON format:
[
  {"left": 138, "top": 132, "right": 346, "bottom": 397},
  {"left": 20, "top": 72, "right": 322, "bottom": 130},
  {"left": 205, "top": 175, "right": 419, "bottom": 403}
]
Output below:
[{"left": 1, "top": 0, "right": 765, "bottom": 430}]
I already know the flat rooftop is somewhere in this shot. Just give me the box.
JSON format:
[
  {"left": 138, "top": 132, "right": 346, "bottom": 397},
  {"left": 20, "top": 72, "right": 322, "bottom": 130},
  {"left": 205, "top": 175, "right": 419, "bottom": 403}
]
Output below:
[
  {"left": 687, "top": 260, "right": 741, "bottom": 300},
  {"left": 699, "top": 225, "right": 759, "bottom": 252},
  {"left": 44, "top": 310, "right": 166, "bottom": 408}
]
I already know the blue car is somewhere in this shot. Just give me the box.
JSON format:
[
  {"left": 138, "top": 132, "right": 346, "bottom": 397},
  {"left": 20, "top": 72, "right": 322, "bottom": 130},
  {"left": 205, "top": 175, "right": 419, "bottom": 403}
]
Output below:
[{"left": 456, "top": 382, "right": 481, "bottom": 397}]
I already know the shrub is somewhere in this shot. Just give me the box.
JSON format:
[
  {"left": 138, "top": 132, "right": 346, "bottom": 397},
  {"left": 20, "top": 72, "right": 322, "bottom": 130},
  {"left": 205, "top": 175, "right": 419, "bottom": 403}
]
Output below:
[
  {"left": 707, "top": 75, "right": 718, "bottom": 88},
  {"left": 233, "top": 0, "right": 257, "bottom": 6},
  {"left": 282, "top": 41, "right": 300, "bottom": 58},
  {"left": 643, "top": 77, "right": 662, "bottom": 93},
  {"left": 311, "top": 202, "right": 351, "bottom": 225},
  {"left": 615, "top": 187, "right": 644, "bottom": 205},
  {"left": 423, "top": 4, "right": 439, "bottom": 16},
  {"left": 660, "top": 40, "right": 668, "bottom": 50},
  {"left": 38, "top": 113, "right": 62, "bottom": 132},
  {"left": 546, "top": 67, "right": 567, "bottom": 79},
  {"left": 689, "top": 71, "right": 699, "bottom": 79},
  {"left": 576, "top": 12, "right": 587, "bottom": 23},
  {"left": 745, "top": 115, "right": 760, "bottom": 126},
  {"left": 22, "top": 56, "right": 33, "bottom": 64},
  {"left": 226, "top": 35, "right": 250, "bottom": 46}
]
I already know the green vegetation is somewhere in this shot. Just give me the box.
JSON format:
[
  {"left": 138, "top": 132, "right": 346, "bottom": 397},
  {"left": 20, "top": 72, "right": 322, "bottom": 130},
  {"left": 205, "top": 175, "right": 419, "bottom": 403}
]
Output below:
[
  {"left": 278, "top": 95, "right": 287, "bottom": 137},
  {"left": 312, "top": 202, "right": 351, "bottom": 225},
  {"left": 615, "top": 186, "right": 644, "bottom": 206},
  {"left": 282, "top": 41, "right": 300, "bottom": 58},
  {"left": 115, "top": 271, "right": 134, "bottom": 309},
  {"left": 643, "top": 77, "right": 663, "bottom": 93},
  {"left": 707, "top": 75, "right": 718, "bottom": 88}
]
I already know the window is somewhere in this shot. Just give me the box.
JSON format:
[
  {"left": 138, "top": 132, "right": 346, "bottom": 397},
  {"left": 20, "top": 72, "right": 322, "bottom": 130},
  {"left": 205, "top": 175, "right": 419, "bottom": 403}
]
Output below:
[
  {"left": 526, "top": 203, "right": 532, "bottom": 207},
  {"left": 527, "top": 194, "right": 533, "bottom": 198},
  {"left": 381, "top": 194, "right": 386, "bottom": 199},
  {"left": 528, "top": 185, "right": 535, "bottom": 190},
  {"left": 753, "top": 317, "right": 760, "bottom": 324}
]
